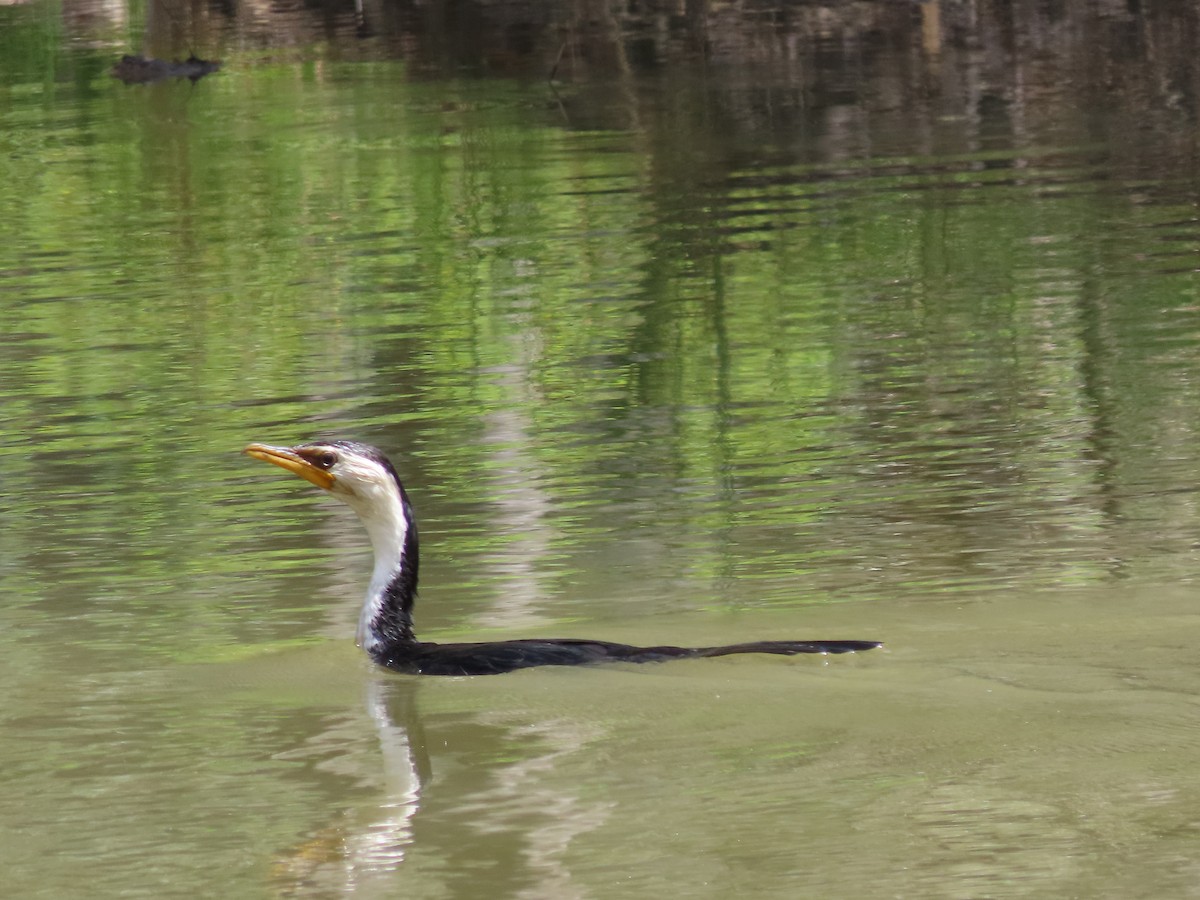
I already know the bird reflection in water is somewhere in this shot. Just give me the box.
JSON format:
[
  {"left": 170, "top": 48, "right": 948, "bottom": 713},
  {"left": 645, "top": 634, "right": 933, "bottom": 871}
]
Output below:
[{"left": 268, "top": 678, "right": 610, "bottom": 896}]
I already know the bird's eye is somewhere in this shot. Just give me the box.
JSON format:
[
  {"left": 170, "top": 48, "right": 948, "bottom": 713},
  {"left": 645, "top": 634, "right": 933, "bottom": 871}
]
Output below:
[{"left": 316, "top": 451, "right": 337, "bottom": 470}]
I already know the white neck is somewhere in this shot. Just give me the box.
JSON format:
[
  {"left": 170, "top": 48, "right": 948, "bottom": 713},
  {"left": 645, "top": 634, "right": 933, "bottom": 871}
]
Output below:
[{"left": 340, "top": 479, "right": 414, "bottom": 652}]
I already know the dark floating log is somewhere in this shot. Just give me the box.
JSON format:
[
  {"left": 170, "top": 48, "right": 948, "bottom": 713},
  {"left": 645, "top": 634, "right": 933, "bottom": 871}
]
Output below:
[{"left": 111, "top": 55, "right": 222, "bottom": 85}]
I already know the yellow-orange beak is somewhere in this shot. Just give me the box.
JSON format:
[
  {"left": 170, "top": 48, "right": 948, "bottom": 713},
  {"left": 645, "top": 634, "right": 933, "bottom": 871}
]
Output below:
[{"left": 244, "top": 442, "right": 336, "bottom": 490}]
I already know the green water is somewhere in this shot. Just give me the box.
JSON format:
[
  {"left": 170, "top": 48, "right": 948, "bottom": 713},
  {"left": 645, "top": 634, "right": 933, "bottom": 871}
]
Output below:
[{"left": 4, "top": 5, "right": 1200, "bottom": 897}]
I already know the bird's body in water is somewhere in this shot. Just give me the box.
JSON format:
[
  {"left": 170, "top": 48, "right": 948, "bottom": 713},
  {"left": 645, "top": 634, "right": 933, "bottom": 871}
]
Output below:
[{"left": 244, "top": 440, "right": 881, "bottom": 676}]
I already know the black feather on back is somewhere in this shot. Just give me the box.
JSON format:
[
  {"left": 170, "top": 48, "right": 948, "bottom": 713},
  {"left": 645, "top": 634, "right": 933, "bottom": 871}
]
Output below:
[{"left": 374, "top": 638, "right": 882, "bottom": 677}]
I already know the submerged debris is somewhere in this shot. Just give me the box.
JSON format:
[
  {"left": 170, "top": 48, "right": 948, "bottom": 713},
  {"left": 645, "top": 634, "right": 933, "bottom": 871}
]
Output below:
[{"left": 111, "top": 55, "right": 222, "bottom": 85}]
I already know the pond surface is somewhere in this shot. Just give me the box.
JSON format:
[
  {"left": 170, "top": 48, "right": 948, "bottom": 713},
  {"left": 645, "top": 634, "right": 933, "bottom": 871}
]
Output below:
[{"left": 3, "top": 2, "right": 1200, "bottom": 897}]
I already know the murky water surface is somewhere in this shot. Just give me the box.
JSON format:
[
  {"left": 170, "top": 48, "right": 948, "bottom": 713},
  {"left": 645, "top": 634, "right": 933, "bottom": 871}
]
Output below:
[{"left": 3, "top": 3, "right": 1200, "bottom": 897}]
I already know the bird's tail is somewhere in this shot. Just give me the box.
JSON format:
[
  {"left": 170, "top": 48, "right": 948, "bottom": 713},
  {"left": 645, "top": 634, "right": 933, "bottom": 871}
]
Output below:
[
  {"left": 698, "top": 639, "right": 881, "bottom": 657},
  {"left": 621, "top": 639, "right": 881, "bottom": 662}
]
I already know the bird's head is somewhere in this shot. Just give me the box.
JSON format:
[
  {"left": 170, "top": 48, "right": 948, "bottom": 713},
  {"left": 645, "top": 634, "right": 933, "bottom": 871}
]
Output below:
[
  {"left": 245, "top": 439, "right": 420, "bottom": 649},
  {"left": 243, "top": 440, "right": 409, "bottom": 521}
]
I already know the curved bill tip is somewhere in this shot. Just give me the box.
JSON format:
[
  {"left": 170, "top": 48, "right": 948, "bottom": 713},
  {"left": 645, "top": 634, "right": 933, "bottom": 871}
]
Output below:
[{"left": 244, "top": 441, "right": 335, "bottom": 490}]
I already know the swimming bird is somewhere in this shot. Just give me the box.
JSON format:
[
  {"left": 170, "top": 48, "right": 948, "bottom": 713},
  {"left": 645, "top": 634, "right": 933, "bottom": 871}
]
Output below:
[{"left": 245, "top": 440, "right": 881, "bottom": 675}]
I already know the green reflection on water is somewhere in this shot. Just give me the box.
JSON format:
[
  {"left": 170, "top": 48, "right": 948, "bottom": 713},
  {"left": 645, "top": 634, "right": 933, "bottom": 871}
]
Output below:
[{"left": 3, "top": 56, "right": 1200, "bottom": 642}]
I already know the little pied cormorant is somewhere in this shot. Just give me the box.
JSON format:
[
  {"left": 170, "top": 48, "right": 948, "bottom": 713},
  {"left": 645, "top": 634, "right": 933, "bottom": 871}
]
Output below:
[{"left": 245, "top": 440, "right": 881, "bottom": 676}]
